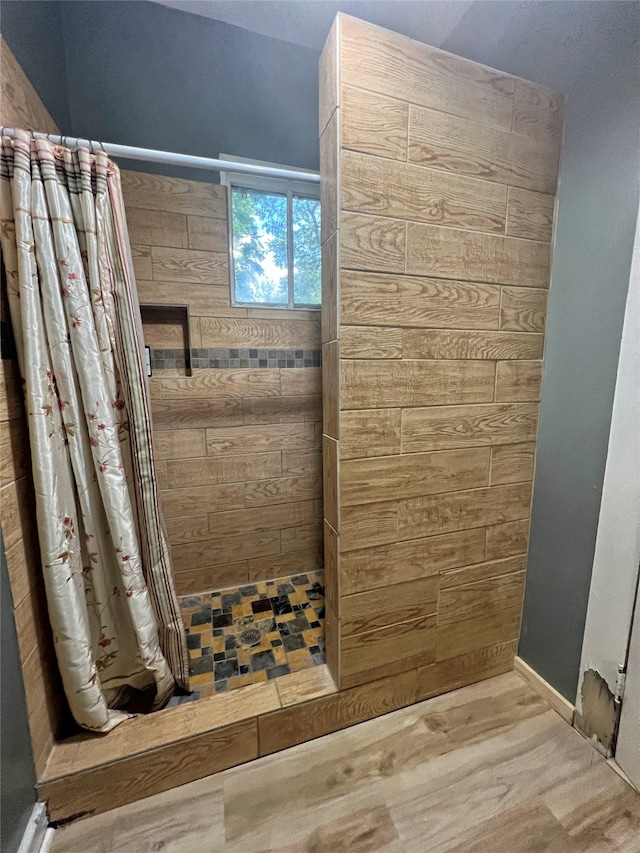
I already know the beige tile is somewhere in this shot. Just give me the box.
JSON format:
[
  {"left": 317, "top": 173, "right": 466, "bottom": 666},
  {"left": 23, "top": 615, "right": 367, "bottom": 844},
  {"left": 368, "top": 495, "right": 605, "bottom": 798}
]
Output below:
[
  {"left": 341, "top": 325, "right": 403, "bottom": 359},
  {"left": 341, "top": 577, "right": 438, "bottom": 637},
  {"left": 500, "top": 286, "right": 548, "bottom": 332},
  {"left": 166, "top": 452, "right": 281, "bottom": 489},
  {"left": 125, "top": 207, "right": 188, "bottom": 248},
  {"left": 151, "top": 246, "right": 229, "bottom": 285},
  {"left": 340, "top": 270, "right": 501, "bottom": 331},
  {"left": 320, "top": 108, "right": 338, "bottom": 243},
  {"left": 138, "top": 281, "right": 238, "bottom": 318},
  {"left": 406, "top": 222, "right": 550, "bottom": 288},
  {"left": 490, "top": 443, "right": 536, "bottom": 485},
  {"left": 402, "top": 403, "right": 538, "bottom": 453},
  {"left": 319, "top": 17, "right": 338, "bottom": 136},
  {"left": 247, "top": 544, "right": 323, "bottom": 581},
  {"left": 408, "top": 103, "right": 559, "bottom": 194},
  {"left": 341, "top": 84, "right": 408, "bottom": 161},
  {"left": 340, "top": 447, "right": 491, "bottom": 506},
  {"left": 46, "top": 682, "right": 279, "bottom": 780},
  {"left": 42, "top": 718, "right": 258, "bottom": 822},
  {"left": 402, "top": 328, "right": 544, "bottom": 360},
  {"left": 340, "top": 528, "right": 486, "bottom": 595},
  {"left": 281, "top": 449, "right": 322, "bottom": 476},
  {"left": 341, "top": 149, "right": 507, "bottom": 234},
  {"left": 398, "top": 482, "right": 531, "bottom": 539},
  {"left": 438, "top": 568, "right": 525, "bottom": 626},
  {"left": 340, "top": 613, "right": 437, "bottom": 685},
  {"left": 512, "top": 80, "right": 564, "bottom": 146},
  {"left": 339, "top": 15, "right": 515, "bottom": 129},
  {"left": 155, "top": 429, "right": 207, "bottom": 461},
  {"left": 207, "top": 501, "right": 316, "bottom": 537},
  {"left": 321, "top": 229, "right": 338, "bottom": 343},
  {"left": 160, "top": 369, "right": 281, "bottom": 400},
  {"left": 281, "top": 522, "right": 322, "bottom": 553},
  {"left": 275, "top": 665, "right": 337, "bottom": 708},
  {"left": 187, "top": 214, "right": 228, "bottom": 252},
  {"left": 485, "top": 519, "right": 530, "bottom": 561},
  {"left": 341, "top": 360, "right": 495, "bottom": 409},
  {"left": 322, "top": 340, "right": 339, "bottom": 439},
  {"left": 495, "top": 361, "right": 543, "bottom": 402},
  {"left": 121, "top": 170, "right": 227, "bottom": 218},
  {"left": 199, "top": 317, "right": 320, "bottom": 349},
  {"left": 244, "top": 474, "right": 323, "bottom": 508},
  {"left": 506, "top": 187, "right": 555, "bottom": 242},
  {"left": 172, "top": 531, "right": 281, "bottom": 571},
  {"left": 323, "top": 434, "right": 339, "bottom": 532},
  {"left": 340, "top": 211, "right": 406, "bottom": 274},
  {"left": 340, "top": 408, "right": 401, "bottom": 460},
  {"left": 206, "top": 422, "right": 315, "bottom": 456}
]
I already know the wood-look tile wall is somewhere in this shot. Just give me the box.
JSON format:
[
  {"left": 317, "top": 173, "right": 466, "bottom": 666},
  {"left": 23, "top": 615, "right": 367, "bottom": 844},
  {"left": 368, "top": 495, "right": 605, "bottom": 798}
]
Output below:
[
  {"left": 0, "top": 37, "right": 71, "bottom": 778},
  {"left": 120, "top": 171, "right": 323, "bottom": 594},
  {"left": 320, "top": 15, "right": 562, "bottom": 691}
]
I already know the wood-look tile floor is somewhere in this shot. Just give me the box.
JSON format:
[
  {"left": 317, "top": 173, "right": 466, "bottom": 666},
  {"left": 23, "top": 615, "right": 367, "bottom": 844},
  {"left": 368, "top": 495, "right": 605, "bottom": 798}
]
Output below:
[{"left": 51, "top": 672, "right": 640, "bottom": 853}]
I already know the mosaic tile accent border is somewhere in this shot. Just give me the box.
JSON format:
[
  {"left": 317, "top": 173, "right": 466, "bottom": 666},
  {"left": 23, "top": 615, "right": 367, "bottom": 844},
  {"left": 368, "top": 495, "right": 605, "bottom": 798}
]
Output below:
[
  {"left": 151, "top": 347, "right": 322, "bottom": 370},
  {"left": 178, "top": 571, "right": 325, "bottom": 698},
  {"left": 150, "top": 349, "right": 189, "bottom": 370}
]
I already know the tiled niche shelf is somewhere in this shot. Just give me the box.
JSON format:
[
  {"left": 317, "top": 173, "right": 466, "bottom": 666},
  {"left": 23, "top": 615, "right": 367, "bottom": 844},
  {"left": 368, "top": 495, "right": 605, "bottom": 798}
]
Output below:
[{"left": 140, "top": 303, "right": 192, "bottom": 375}]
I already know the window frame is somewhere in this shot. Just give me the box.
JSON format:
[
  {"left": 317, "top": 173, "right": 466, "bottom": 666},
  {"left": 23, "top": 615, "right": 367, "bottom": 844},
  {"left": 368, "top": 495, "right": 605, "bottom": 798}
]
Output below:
[{"left": 220, "top": 166, "right": 321, "bottom": 311}]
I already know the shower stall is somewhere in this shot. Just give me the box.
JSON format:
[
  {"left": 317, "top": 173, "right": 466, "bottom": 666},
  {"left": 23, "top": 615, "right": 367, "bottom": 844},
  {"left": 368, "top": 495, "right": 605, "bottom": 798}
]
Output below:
[{"left": 0, "top": 11, "right": 563, "bottom": 821}]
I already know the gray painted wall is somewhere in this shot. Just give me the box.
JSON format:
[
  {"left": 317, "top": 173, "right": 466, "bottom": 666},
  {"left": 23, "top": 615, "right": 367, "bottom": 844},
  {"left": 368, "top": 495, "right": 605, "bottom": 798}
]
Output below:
[
  {"left": 0, "top": 0, "right": 71, "bottom": 131},
  {"left": 3, "top": 1, "right": 320, "bottom": 177},
  {"left": 3, "top": 0, "right": 320, "bottom": 182},
  {"left": 0, "top": 531, "right": 36, "bottom": 853},
  {"left": 519, "top": 41, "right": 640, "bottom": 700}
]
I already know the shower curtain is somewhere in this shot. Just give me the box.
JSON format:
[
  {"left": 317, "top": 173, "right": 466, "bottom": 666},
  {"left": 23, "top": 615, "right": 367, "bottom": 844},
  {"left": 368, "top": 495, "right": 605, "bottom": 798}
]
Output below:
[{"left": 0, "top": 129, "right": 189, "bottom": 733}]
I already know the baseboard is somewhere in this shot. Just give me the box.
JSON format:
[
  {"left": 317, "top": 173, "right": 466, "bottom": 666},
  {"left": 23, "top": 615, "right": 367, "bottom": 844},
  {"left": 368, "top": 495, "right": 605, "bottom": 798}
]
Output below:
[
  {"left": 17, "top": 802, "right": 52, "bottom": 853},
  {"left": 513, "top": 656, "right": 575, "bottom": 725}
]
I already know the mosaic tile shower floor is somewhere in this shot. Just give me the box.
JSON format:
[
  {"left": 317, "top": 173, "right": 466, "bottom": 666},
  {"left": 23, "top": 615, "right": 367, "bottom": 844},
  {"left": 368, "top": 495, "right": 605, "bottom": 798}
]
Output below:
[{"left": 178, "top": 572, "right": 325, "bottom": 698}]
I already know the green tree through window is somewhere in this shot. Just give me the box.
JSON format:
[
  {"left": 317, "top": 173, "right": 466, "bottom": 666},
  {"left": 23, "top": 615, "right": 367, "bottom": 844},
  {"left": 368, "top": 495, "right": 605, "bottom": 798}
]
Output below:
[
  {"left": 231, "top": 185, "right": 321, "bottom": 307},
  {"left": 293, "top": 196, "right": 322, "bottom": 305}
]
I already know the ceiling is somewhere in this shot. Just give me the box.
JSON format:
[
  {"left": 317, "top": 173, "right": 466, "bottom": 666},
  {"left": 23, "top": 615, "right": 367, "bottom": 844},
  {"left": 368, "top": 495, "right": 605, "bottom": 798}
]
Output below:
[
  {"left": 151, "top": 0, "right": 640, "bottom": 91},
  {"left": 152, "top": 1, "right": 474, "bottom": 50}
]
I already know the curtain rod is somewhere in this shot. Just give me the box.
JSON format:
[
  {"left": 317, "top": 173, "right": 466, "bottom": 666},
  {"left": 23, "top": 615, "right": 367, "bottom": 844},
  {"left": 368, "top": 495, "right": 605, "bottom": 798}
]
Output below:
[{"left": 0, "top": 128, "right": 320, "bottom": 183}]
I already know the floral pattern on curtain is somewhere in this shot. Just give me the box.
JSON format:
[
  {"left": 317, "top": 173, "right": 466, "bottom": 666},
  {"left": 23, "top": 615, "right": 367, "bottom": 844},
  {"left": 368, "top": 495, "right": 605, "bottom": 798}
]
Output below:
[{"left": 0, "top": 129, "right": 189, "bottom": 732}]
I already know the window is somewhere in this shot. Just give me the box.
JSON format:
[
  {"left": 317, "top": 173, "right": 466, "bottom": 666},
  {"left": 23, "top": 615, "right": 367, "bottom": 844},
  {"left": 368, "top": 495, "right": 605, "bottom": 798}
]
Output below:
[{"left": 221, "top": 161, "right": 321, "bottom": 309}]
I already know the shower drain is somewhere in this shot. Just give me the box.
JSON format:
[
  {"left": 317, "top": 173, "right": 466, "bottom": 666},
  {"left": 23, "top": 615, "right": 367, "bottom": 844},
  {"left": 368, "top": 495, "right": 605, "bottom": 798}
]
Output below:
[{"left": 238, "top": 627, "right": 262, "bottom": 647}]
